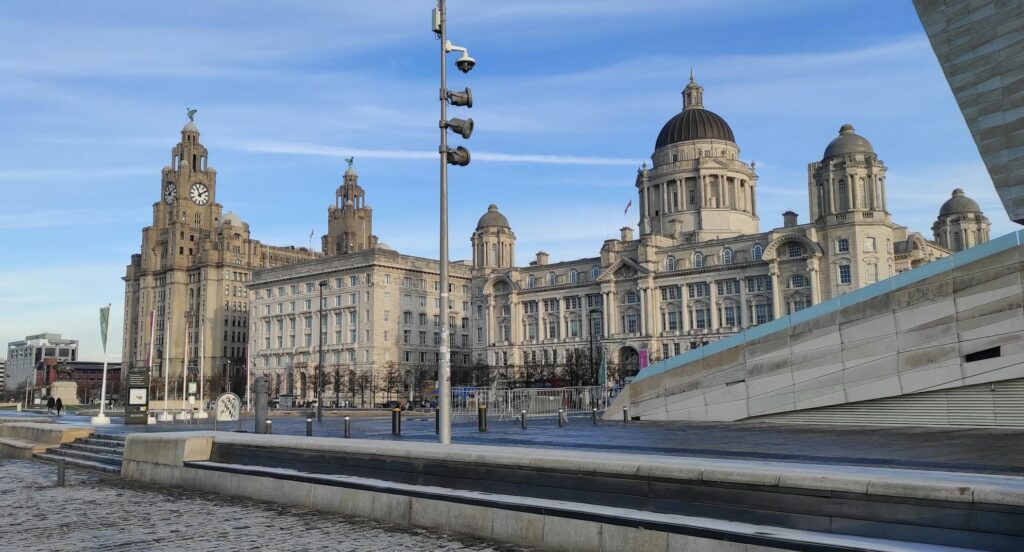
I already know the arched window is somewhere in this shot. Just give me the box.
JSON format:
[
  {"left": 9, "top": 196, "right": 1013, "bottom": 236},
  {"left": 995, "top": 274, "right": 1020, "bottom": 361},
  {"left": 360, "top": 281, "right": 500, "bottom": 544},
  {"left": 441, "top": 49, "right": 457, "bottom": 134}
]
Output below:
[
  {"left": 837, "top": 180, "right": 849, "bottom": 211},
  {"left": 548, "top": 272, "right": 556, "bottom": 286},
  {"left": 722, "top": 248, "right": 734, "bottom": 264},
  {"left": 569, "top": 269, "right": 579, "bottom": 284},
  {"left": 752, "top": 244, "right": 763, "bottom": 261},
  {"left": 591, "top": 266, "right": 600, "bottom": 281},
  {"left": 693, "top": 252, "right": 704, "bottom": 268},
  {"left": 665, "top": 256, "right": 677, "bottom": 271},
  {"left": 527, "top": 275, "right": 536, "bottom": 289}
]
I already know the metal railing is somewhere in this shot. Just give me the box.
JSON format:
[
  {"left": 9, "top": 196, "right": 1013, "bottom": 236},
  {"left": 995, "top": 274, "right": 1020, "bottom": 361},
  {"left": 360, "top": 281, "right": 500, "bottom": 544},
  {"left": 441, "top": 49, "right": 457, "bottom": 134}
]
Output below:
[{"left": 450, "top": 386, "right": 611, "bottom": 420}]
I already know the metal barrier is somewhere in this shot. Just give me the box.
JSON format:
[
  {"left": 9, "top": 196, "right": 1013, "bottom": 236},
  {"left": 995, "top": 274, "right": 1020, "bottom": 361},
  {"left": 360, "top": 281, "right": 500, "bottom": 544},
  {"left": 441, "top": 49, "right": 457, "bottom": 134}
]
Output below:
[{"left": 450, "top": 386, "right": 610, "bottom": 420}]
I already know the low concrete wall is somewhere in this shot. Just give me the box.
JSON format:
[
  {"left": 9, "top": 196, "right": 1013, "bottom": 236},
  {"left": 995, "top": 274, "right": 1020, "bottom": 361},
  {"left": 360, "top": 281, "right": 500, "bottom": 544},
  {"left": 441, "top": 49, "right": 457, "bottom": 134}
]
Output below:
[
  {"left": 122, "top": 432, "right": 1024, "bottom": 551},
  {"left": 0, "top": 422, "right": 92, "bottom": 459}
]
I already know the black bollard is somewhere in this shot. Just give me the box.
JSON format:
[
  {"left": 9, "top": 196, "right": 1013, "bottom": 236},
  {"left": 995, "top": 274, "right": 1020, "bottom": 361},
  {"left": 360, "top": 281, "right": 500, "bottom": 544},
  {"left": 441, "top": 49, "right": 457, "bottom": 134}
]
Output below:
[
  {"left": 344, "top": 416, "right": 351, "bottom": 438},
  {"left": 622, "top": 406, "right": 628, "bottom": 423},
  {"left": 57, "top": 458, "right": 66, "bottom": 487},
  {"left": 520, "top": 409, "right": 527, "bottom": 429},
  {"left": 478, "top": 404, "right": 487, "bottom": 432},
  {"left": 391, "top": 408, "right": 402, "bottom": 436},
  {"left": 592, "top": 408, "right": 598, "bottom": 425},
  {"left": 306, "top": 417, "right": 313, "bottom": 436},
  {"left": 266, "top": 419, "right": 273, "bottom": 434},
  {"left": 558, "top": 409, "right": 566, "bottom": 427},
  {"left": 435, "top": 408, "right": 440, "bottom": 434}
]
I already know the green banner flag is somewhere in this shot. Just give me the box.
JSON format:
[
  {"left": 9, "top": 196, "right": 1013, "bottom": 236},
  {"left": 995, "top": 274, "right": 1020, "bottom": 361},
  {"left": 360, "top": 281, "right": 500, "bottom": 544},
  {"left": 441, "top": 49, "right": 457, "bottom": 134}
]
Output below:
[{"left": 99, "top": 304, "right": 111, "bottom": 353}]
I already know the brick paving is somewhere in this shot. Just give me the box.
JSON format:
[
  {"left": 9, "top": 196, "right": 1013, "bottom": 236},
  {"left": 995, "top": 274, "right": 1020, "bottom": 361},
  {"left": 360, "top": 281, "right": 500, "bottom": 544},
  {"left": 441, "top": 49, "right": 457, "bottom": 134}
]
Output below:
[{"left": 0, "top": 459, "right": 535, "bottom": 552}]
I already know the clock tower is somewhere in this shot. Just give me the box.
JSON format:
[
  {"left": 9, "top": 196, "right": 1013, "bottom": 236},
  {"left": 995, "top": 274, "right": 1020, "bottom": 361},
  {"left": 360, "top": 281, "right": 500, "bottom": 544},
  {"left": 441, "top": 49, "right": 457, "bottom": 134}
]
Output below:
[{"left": 123, "top": 115, "right": 318, "bottom": 404}]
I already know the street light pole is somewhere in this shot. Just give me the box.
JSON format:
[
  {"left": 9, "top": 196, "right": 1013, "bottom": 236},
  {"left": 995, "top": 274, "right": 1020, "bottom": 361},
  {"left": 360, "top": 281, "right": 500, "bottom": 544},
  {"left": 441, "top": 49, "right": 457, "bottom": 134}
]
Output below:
[
  {"left": 317, "top": 280, "right": 327, "bottom": 422},
  {"left": 437, "top": 0, "right": 452, "bottom": 445}
]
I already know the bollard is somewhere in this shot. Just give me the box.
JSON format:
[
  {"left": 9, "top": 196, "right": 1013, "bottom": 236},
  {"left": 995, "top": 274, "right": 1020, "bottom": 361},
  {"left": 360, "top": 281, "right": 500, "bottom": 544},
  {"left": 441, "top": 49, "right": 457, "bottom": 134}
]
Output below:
[
  {"left": 623, "top": 406, "right": 628, "bottom": 423},
  {"left": 57, "top": 458, "right": 66, "bottom": 487},
  {"left": 266, "top": 419, "right": 273, "bottom": 434},
  {"left": 478, "top": 404, "right": 487, "bottom": 432},
  {"left": 391, "top": 408, "right": 402, "bottom": 436},
  {"left": 306, "top": 417, "right": 313, "bottom": 437},
  {"left": 344, "top": 416, "right": 351, "bottom": 438},
  {"left": 254, "top": 376, "right": 269, "bottom": 434},
  {"left": 592, "top": 408, "right": 598, "bottom": 425},
  {"left": 435, "top": 408, "right": 440, "bottom": 434},
  {"left": 521, "top": 409, "right": 527, "bottom": 430},
  {"left": 558, "top": 409, "right": 566, "bottom": 427}
]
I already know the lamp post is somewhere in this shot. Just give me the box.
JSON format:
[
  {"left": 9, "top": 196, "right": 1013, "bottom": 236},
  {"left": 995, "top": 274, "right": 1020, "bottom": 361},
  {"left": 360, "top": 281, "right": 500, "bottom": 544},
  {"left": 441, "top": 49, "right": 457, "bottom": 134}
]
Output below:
[
  {"left": 317, "top": 280, "right": 327, "bottom": 422},
  {"left": 434, "top": 0, "right": 475, "bottom": 445}
]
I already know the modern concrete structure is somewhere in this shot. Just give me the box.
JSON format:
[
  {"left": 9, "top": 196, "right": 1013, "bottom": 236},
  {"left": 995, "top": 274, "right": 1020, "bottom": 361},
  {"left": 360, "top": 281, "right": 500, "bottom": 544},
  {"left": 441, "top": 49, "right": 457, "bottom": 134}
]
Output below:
[
  {"left": 915, "top": 0, "right": 1024, "bottom": 224},
  {"left": 616, "top": 231, "right": 1024, "bottom": 425},
  {"left": 248, "top": 166, "right": 474, "bottom": 403},
  {"left": 6, "top": 333, "right": 78, "bottom": 391},
  {"left": 121, "top": 118, "right": 318, "bottom": 396}
]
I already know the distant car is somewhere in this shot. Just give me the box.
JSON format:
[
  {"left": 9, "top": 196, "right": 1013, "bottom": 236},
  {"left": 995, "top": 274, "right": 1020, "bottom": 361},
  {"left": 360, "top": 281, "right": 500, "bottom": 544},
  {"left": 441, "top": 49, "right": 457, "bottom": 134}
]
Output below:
[
  {"left": 268, "top": 399, "right": 280, "bottom": 408},
  {"left": 379, "top": 400, "right": 406, "bottom": 410}
]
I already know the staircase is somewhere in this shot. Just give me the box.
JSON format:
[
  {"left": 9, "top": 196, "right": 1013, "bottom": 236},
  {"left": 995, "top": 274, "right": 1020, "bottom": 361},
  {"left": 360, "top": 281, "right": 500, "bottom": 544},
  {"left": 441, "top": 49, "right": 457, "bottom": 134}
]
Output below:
[{"left": 35, "top": 433, "right": 125, "bottom": 475}]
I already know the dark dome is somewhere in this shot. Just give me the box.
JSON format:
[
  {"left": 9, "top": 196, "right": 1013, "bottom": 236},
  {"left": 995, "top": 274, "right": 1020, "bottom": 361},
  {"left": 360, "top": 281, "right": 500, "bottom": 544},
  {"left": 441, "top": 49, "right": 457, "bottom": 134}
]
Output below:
[
  {"left": 823, "top": 124, "right": 874, "bottom": 158},
  {"left": 477, "top": 204, "right": 509, "bottom": 229},
  {"left": 655, "top": 108, "right": 735, "bottom": 150},
  {"left": 939, "top": 188, "right": 981, "bottom": 216}
]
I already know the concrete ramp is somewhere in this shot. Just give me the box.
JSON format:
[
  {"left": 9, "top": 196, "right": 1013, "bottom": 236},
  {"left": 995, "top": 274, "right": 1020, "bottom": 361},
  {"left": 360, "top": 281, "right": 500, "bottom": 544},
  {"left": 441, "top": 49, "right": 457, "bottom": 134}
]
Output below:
[{"left": 621, "top": 230, "right": 1024, "bottom": 425}]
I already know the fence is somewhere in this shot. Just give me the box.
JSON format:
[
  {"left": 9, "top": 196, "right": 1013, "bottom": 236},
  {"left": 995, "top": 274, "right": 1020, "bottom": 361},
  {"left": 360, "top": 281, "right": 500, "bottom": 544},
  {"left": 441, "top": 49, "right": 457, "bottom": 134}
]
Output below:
[{"left": 450, "top": 386, "right": 611, "bottom": 420}]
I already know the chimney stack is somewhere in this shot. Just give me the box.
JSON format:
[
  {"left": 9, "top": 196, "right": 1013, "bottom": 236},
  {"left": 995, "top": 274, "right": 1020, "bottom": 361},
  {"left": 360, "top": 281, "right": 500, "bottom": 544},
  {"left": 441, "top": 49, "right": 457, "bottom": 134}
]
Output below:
[
  {"left": 620, "top": 227, "right": 634, "bottom": 241},
  {"left": 783, "top": 211, "right": 798, "bottom": 228},
  {"left": 535, "top": 251, "right": 549, "bottom": 266}
]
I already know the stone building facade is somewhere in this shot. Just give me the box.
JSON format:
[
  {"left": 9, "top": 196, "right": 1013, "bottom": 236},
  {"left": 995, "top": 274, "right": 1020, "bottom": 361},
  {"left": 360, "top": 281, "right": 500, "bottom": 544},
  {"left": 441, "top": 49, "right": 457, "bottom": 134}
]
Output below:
[
  {"left": 6, "top": 333, "right": 78, "bottom": 391},
  {"left": 248, "top": 167, "right": 474, "bottom": 404},
  {"left": 469, "top": 77, "right": 983, "bottom": 376},
  {"left": 121, "top": 120, "right": 317, "bottom": 395},
  {"left": 932, "top": 188, "right": 991, "bottom": 252}
]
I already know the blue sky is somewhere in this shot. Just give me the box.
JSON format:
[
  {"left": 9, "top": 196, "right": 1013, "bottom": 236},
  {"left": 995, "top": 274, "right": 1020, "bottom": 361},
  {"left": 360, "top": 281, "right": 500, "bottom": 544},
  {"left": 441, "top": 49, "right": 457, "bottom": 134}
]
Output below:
[{"left": 0, "top": 1, "right": 1010, "bottom": 362}]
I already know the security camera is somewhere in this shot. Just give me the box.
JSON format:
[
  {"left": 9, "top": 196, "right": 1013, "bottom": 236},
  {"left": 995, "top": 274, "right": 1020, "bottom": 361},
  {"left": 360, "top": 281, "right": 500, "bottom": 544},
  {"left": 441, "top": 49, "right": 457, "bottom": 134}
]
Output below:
[{"left": 455, "top": 53, "right": 476, "bottom": 73}]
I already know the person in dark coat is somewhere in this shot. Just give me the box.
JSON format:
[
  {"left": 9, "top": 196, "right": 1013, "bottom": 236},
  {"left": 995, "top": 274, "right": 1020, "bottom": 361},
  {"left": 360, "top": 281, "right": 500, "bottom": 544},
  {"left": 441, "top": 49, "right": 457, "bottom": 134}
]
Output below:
[
  {"left": 47, "top": 397, "right": 55, "bottom": 414},
  {"left": 55, "top": 398, "right": 63, "bottom": 416}
]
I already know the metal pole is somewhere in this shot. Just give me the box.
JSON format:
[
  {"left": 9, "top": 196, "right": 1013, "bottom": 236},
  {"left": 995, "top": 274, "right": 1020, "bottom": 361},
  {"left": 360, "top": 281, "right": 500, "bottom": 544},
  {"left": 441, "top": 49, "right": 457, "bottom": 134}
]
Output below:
[
  {"left": 266, "top": 419, "right": 272, "bottom": 434},
  {"left": 623, "top": 406, "right": 629, "bottom": 423},
  {"left": 478, "top": 404, "right": 487, "bottom": 432},
  {"left": 96, "top": 303, "right": 111, "bottom": 421},
  {"left": 392, "top": 407, "right": 402, "bottom": 436},
  {"left": 592, "top": 408, "right": 598, "bottom": 425},
  {"left": 317, "top": 283, "right": 325, "bottom": 422},
  {"left": 521, "top": 409, "right": 527, "bottom": 429},
  {"left": 558, "top": 408, "right": 566, "bottom": 427},
  {"left": 306, "top": 417, "right": 313, "bottom": 437},
  {"left": 57, "top": 458, "right": 66, "bottom": 487},
  {"left": 437, "top": 0, "right": 452, "bottom": 445},
  {"left": 344, "top": 416, "right": 351, "bottom": 438},
  {"left": 254, "top": 376, "right": 268, "bottom": 434}
]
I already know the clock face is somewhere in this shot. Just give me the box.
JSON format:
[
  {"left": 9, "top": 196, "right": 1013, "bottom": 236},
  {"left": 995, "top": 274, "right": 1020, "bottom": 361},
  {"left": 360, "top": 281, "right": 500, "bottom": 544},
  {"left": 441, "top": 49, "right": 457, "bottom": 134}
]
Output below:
[
  {"left": 164, "top": 182, "right": 176, "bottom": 204},
  {"left": 189, "top": 183, "right": 210, "bottom": 206}
]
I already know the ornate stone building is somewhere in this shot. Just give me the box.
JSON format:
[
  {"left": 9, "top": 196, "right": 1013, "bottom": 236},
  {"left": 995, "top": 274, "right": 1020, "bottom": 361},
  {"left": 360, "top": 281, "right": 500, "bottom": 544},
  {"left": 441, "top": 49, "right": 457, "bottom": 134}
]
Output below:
[
  {"left": 932, "top": 188, "right": 991, "bottom": 252},
  {"left": 121, "top": 119, "right": 317, "bottom": 394},
  {"left": 469, "top": 77, "right": 985, "bottom": 376},
  {"left": 248, "top": 166, "right": 474, "bottom": 404}
]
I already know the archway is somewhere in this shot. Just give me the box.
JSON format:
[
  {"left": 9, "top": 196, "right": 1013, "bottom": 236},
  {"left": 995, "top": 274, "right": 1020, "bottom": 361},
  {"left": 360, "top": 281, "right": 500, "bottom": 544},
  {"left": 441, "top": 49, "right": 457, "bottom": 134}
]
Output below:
[{"left": 616, "top": 346, "right": 641, "bottom": 383}]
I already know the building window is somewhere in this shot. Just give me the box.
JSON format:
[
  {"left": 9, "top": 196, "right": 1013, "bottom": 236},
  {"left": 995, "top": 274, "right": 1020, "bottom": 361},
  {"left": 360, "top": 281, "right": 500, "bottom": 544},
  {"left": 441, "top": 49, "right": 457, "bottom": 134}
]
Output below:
[
  {"left": 547, "top": 319, "right": 559, "bottom": 339},
  {"left": 591, "top": 266, "right": 600, "bottom": 281},
  {"left": 526, "top": 321, "right": 537, "bottom": 341},
  {"left": 569, "top": 318, "right": 580, "bottom": 337},
  {"left": 569, "top": 269, "right": 579, "bottom": 284},
  {"left": 788, "top": 243, "right": 803, "bottom": 258},
  {"left": 528, "top": 275, "right": 536, "bottom": 289},
  {"left": 752, "top": 244, "right": 763, "bottom": 261},
  {"left": 688, "top": 282, "right": 710, "bottom": 298},
  {"left": 548, "top": 272, "right": 556, "bottom": 286},
  {"left": 660, "top": 286, "right": 680, "bottom": 301},
  {"left": 865, "top": 237, "right": 876, "bottom": 252},
  {"left": 693, "top": 252, "right": 704, "bottom": 268},
  {"left": 693, "top": 308, "right": 709, "bottom": 329},
  {"left": 837, "top": 238, "right": 849, "bottom": 253},
  {"left": 624, "top": 291, "right": 639, "bottom": 304},
  {"left": 624, "top": 313, "right": 639, "bottom": 334},
  {"left": 837, "top": 180, "right": 849, "bottom": 211},
  {"left": 666, "top": 310, "right": 679, "bottom": 331},
  {"left": 722, "top": 248, "right": 733, "bottom": 264},
  {"left": 754, "top": 303, "right": 773, "bottom": 325},
  {"left": 665, "top": 256, "right": 676, "bottom": 271},
  {"left": 790, "top": 274, "right": 806, "bottom": 288},
  {"left": 723, "top": 305, "right": 738, "bottom": 327},
  {"left": 838, "top": 264, "right": 852, "bottom": 284}
]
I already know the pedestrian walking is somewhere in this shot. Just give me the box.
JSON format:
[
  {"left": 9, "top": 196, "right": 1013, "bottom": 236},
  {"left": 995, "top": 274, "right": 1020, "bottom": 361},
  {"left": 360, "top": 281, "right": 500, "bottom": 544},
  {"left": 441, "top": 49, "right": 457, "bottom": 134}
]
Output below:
[
  {"left": 47, "top": 397, "right": 55, "bottom": 415},
  {"left": 55, "top": 398, "right": 63, "bottom": 416}
]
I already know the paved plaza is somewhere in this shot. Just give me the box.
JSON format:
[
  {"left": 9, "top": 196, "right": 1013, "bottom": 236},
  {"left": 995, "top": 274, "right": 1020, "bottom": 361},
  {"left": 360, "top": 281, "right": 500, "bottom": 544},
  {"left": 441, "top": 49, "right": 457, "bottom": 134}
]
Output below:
[
  {"left": 0, "top": 459, "right": 535, "bottom": 552},
  {"left": 15, "top": 410, "right": 1024, "bottom": 476}
]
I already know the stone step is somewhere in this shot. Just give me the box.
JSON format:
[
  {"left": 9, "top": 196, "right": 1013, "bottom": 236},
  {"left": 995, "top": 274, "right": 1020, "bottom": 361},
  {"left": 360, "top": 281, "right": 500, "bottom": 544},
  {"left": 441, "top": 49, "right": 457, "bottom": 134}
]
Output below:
[
  {"left": 81, "top": 438, "right": 125, "bottom": 449},
  {"left": 34, "top": 453, "right": 121, "bottom": 475},
  {"left": 65, "top": 442, "right": 124, "bottom": 456},
  {"left": 92, "top": 433, "right": 126, "bottom": 442},
  {"left": 48, "top": 447, "right": 123, "bottom": 467}
]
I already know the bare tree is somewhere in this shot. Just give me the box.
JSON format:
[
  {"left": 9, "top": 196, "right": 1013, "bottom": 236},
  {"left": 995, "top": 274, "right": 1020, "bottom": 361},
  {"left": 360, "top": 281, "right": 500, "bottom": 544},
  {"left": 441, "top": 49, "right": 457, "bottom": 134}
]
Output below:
[{"left": 354, "top": 372, "right": 373, "bottom": 408}]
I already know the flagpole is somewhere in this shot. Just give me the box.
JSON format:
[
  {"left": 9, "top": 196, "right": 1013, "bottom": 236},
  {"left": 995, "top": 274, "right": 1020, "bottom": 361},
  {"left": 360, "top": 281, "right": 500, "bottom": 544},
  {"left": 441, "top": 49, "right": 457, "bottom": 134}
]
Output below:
[
  {"left": 91, "top": 304, "right": 112, "bottom": 425},
  {"left": 159, "top": 307, "right": 172, "bottom": 422},
  {"left": 177, "top": 311, "right": 190, "bottom": 420},
  {"left": 195, "top": 316, "right": 208, "bottom": 419}
]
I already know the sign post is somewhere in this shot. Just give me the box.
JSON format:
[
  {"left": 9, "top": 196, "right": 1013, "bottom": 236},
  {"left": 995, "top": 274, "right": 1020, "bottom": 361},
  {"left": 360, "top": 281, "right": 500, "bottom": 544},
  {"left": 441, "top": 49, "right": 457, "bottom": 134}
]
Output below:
[{"left": 125, "top": 366, "right": 151, "bottom": 425}]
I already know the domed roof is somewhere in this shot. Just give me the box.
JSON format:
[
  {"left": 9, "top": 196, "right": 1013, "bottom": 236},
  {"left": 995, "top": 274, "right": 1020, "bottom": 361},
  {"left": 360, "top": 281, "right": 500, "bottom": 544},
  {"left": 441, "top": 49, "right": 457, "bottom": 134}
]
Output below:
[
  {"left": 655, "top": 108, "right": 736, "bottom": 149},
  {"left": 939, "top": 188, "right": 981, "bottom": 216},
  {"left": 477, "top": 204, "right": 509, "bottom": 229},
  {"left": 823, "top": 124, "right": 874, "bottom": 158},
  {"left": 182, "top": 120, "right": 199, "bottom": 133},
  {"left": 219, "top": 211, "right": 245, "bottom": 227},
  {"left": 654, "top": 74, "right": 735, "bottom": 150}
]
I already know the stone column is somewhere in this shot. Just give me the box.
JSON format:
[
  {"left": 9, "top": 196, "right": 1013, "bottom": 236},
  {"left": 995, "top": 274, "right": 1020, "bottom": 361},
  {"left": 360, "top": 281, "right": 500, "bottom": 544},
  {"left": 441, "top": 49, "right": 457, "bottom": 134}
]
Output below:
[
  {"left": 738, "top": 278, "right": 748, "bottom": 328},
  {"left": 770, "top": 266, "right": 782, "bottom": 320},
  {"left": 486, "top": 298, "right": 495, "bottom": 345},
  {"left": 708, "top": 279, "right": 719, "bottom": 329},
  {"left": 638, "top": 288, "right": 647, "bottom": 336},
  {"left": 680, "top": 283, "right": 689, "bottom": 333},
  {"left": 808, "top": 260, "right": 821, "bottom": 305}
]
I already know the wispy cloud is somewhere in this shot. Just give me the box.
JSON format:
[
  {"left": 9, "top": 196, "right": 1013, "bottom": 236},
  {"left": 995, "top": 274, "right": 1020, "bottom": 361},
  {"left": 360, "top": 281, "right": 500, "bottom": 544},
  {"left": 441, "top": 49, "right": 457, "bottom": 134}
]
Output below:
[
  {"left": 0, "top": 209, "right": 146, "bottom": 229},
  {"left": 228, "top": 139, "right": 643, "bottom": 166},
  {"left": 0, "top": 167, "right": 152, "bottom": 182}
]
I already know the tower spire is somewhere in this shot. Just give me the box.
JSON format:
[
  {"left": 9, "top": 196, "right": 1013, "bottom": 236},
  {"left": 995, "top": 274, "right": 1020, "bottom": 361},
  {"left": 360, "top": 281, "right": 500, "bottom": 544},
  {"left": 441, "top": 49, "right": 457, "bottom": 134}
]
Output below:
[{"left": 682, "top": 69, "right": 704, "bottom": 110}]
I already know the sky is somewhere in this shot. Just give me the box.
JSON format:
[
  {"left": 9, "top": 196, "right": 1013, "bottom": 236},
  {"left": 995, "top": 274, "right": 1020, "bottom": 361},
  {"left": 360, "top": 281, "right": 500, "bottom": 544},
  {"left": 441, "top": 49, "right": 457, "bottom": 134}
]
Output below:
[{"left": 0, "top": 1, "right": 1012, "bottom": 362}]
